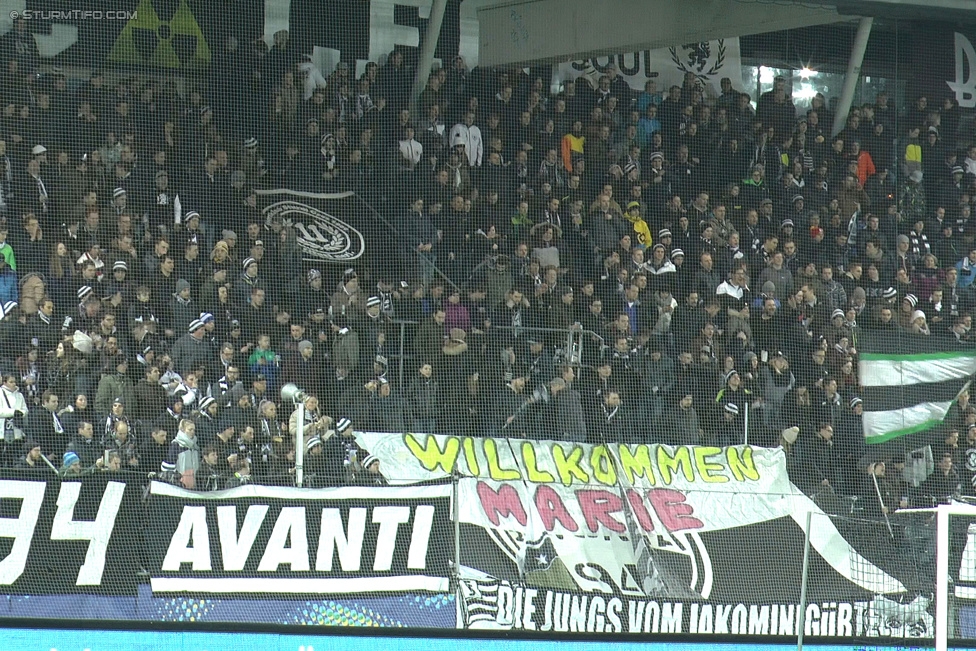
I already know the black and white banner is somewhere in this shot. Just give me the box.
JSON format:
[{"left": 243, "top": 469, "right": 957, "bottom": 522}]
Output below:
[
  {"left": 557, "top": 40, "right": 743, "bottom": 97},
  {"left": 145, "top": 481, "right": 453, "bottom": 595},
  {"left": 257, "top": 189, "right": 369, "bottom": 265},
  {"left": 949, "top": 32, "right": 976, "bottom": 109},
  {"left": 455, "top": 517, "right": 933, "bottom": 638},
  {"left": 356, "top": 433, "right": 937, "bottom": 639},
  {"left": 0, "top": 474, "right": 138, "bottom": 595}
]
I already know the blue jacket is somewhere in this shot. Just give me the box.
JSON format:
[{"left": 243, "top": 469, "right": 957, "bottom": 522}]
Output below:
[
  {"left": 0, "top": 270, "right": 17, "bottom": 303},
  {"left": 956, "top": 257, "right": 976, "bottom": 288}
]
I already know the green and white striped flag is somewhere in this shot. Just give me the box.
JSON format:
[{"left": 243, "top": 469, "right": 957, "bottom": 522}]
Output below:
[{"left": 859, "top": 333, "right": 976, "bottom": 445}]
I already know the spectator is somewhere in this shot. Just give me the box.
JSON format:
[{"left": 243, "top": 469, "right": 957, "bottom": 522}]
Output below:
[
  {"left": 68, "top": 421, "right": 102, "bottom": 468},
  {"left": 95, "top": 357, "right": 137, "bottom": 416},
  {"left": 60, "top": 450, "right": 84, "bottom": 477},
  {"left": 169, "top": 418, "right": 200, "bottom": 476},
  {"left": 25, "top": 390, "right": 66, "bottom": 457},
  {"left": 139, "top": 426, "right": 169, "bottom": 475},
  {"left": 921, "top": 452, "right": 961, "bottom": 503},
  {"left": 663, "top": 392, "right": 701, "bottom": 446},
  {"left": 15, "top": 439, "right": 47, "bottom": 473},
  {"left": 105, "top": 420, "right": 139, "bottom": 469},
  {"left": 540, "top": 376, "right": 586, "bottom": 443},
  {"left": 406, "top": 363, "right": 441, "bottom": 433}
]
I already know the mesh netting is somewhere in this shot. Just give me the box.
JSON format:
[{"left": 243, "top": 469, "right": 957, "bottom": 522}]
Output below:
[{"left": 0, "top": 2, "right": 971, "bottom": 639}]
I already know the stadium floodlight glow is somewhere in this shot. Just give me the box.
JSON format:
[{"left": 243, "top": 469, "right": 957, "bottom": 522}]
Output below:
[
  {"left": 794, "top": 85, "right": 818, "bottom": 100},
  {"left": 799, "top": 66, "right": 818, "bottom": 78},
  {"left": 759, "top": 66, "right": 775, "bottom": 84}
]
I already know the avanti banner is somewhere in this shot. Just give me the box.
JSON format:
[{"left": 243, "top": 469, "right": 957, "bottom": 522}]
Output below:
[{"left": 144, "top": 481, "right": 454, "bottom": 596}]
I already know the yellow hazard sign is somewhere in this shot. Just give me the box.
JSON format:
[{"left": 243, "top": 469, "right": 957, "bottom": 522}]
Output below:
[{"left": 109, "top": 0, "right": 211, "bottom": 68}]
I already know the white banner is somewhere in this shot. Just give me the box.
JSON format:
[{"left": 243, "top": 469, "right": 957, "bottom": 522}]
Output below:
[
  {"left": 557, "top": 39, "right": 744, "bottom": 97},
  {"left": 355, "top": 433, "right": 906, "bottom": 604},
  {"left": 358, "top": 433, "right": 792, "bottom": 534}
]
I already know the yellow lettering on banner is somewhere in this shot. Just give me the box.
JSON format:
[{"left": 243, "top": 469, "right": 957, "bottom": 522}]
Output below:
[
  {"left": 619, "top": 445, "right": 656, "bottom": 486},
  {"left": 693, "top": 447, "right": 728, "bottom": 483},
  {"left": 590, "top": 446, "right": 617, "bottom": 486},
  {"left": 483, "top": 438, "right": 522, "bottom": 481},
  {"left": 521, "top": 442, "right": 555, "bottom": 483},
  {"left": 552, "top": 445, "right": 590, "bottom": 487},
  {"left": 657, "top": 446, "right": 694, "bottom": 485},
  {"left": 727, "top": 446, "right": 760, "bottom": 481},
  {"left": 404, "top": 433, "right": 460, "bottom": 473},
  {"left": 462, "top": 437, "right": 481, "bottom": 476}
]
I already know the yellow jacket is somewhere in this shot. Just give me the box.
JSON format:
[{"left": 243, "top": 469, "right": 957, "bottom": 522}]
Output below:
[{"left": 625, "top": 214, "right": 652, "bottom": 248}]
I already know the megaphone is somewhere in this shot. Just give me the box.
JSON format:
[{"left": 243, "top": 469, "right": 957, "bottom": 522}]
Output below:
[{"left": 280, "top": 383, "right": 307, "bottom": 403}]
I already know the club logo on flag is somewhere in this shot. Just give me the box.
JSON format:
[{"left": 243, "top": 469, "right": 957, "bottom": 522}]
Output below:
[
  {"left": 558, "top": 39, "right": 742, "bottom": 97},
  {"left": 263, "top": 199, "right": 366, "bottom": 263},
  {"left": 948, "top": 32, "right": 976, "bottom": 109},
  {"left": 669, "top": 41, "right": 727, "bottom": 80}
]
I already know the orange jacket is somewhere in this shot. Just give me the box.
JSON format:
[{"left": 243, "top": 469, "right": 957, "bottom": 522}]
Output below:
[
  {"left": 561, "top": 133, "right": 585, "bottom": 172},
  {"left": 857, "top": 150, "right": 876, "bottom": 187}
]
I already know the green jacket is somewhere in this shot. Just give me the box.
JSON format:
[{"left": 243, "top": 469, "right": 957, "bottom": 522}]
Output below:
[
  {"left": 248, "top": 348, "right": 277, "bottom": 368},
  {"left": 95, "top": 373, "right": 138, "bottom": 416},
  {"left": 0, "top": 242, "right": 16, "bottom": 271}
]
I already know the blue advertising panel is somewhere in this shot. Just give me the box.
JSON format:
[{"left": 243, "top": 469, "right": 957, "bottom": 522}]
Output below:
[{"left": 0, "top": 632, "right": 951, "bottom": 651}]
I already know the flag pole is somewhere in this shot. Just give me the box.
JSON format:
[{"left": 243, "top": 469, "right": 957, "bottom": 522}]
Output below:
[
  {"left": 743, "top": 402, "right": 749, "bottom": 446},
  {"left": 872, "top": 470, "right": 894, "bottom": 538},
  {"left": 41, "top": 453, "right": 59, "bottom": 475}
]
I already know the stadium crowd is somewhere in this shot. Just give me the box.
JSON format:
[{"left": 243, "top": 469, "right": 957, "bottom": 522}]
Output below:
[{"left": 0, "top": 22, "right": 973, "bottom": 507}]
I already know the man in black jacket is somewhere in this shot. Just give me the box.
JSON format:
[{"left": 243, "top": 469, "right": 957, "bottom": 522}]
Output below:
[
  {"left": 800, "top": 422, "right": 846, "bottom": 495},
  {"left": 541, "top": 377, "right": 586, "bottom": 443},
  {"left": 27, "top": 390, "right": 67, "bottom": 458},
  {"left": 592, "top": 389, "right": 628, "bottom": 444},
  {"left": 139, "top": 426, "right": 170, "bottom": 474},
  {"left": 67, "top": 420, "right": 99, "bottom": 469},
  {"left": 320, "top": 417, "right": 363, "bottom": 486}
]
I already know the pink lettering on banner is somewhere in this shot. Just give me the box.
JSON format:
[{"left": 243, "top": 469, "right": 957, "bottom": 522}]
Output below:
[
  {"left": 576, "top": 490, "right": 627, "bottom": 533},
  {"left": 534, "top": 485, "right": 580, "bottom": 533},
  {"left": 624, "top": 489, "right": 655, "bottom": 532},
  {"left": 648, "top": 488, "right": 704, "bottom": 532},
  {"left": 476, "top": 482, "right": 528, "bottom": 526}
]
